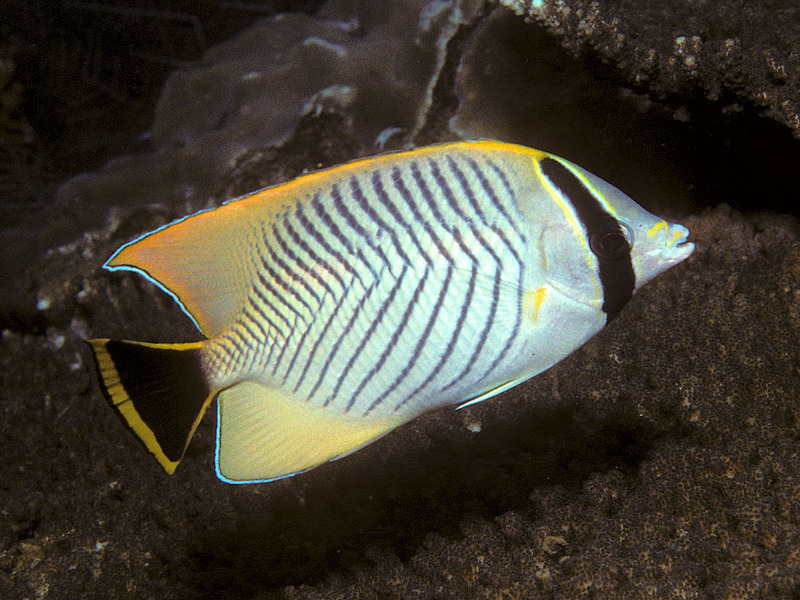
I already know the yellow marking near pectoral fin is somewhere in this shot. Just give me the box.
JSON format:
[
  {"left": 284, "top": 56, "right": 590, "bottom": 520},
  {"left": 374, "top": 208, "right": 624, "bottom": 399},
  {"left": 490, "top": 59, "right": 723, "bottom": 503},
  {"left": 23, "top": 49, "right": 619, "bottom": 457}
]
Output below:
[
  {"left": 523, "top": 287, "right": 548, "bottom": 323},
  {"left": 215, "top": 382, "right": 407, "bottom": 483}
]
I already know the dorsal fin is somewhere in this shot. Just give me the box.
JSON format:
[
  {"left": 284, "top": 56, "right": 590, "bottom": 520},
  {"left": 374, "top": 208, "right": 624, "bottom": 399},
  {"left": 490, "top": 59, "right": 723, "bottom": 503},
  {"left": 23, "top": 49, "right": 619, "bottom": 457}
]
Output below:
[
  {"left": 106, "top": 192, "right": 288, "bottom": 336},
  {"left": 104, "top": 141, "right": 526, "bottom": 336}
]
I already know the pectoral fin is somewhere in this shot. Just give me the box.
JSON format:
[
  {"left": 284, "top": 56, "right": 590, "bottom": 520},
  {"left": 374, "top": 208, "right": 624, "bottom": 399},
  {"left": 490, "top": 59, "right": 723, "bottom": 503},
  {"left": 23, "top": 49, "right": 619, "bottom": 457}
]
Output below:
[{"left": 457, "top": 376, "right": 527, "bottom": 410}]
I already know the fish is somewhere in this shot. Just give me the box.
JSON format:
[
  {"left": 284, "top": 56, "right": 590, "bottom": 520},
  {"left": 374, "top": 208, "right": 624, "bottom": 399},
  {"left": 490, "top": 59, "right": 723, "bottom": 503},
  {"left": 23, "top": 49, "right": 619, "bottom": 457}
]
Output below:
[{"left": 87, "top": 140, "right": 694, "bottom": 484}]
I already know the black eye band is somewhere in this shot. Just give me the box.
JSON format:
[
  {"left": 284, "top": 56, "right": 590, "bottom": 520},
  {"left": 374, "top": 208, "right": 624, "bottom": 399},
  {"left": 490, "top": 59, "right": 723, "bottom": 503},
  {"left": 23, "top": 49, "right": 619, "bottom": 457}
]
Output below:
[
  {"left": 591, "top": 217, "right": 632, "bottom": 260},
  {"left": 540, "top": 157, "right": 636, "bottom": 323}
]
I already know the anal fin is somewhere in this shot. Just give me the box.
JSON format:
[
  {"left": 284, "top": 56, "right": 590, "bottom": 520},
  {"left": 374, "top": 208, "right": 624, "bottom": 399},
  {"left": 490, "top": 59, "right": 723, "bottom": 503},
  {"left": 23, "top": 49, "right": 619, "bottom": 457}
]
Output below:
[{"left": 216, "top": 382, "right": 406, "bottom": 483}]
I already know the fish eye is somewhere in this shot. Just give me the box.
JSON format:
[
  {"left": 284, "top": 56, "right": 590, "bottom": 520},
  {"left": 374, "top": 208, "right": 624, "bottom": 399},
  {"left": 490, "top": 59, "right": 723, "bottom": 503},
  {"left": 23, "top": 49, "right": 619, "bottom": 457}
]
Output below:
[{"left": 590, "top": 219, "right": 632, "bottom": 260}]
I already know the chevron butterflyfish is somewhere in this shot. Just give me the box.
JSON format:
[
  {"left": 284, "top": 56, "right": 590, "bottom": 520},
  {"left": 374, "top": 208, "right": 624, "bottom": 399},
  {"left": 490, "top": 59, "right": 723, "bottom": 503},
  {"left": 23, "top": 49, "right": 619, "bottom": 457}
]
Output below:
[{"left": 87, "top": 140, "right": 694, "bottom": 483}]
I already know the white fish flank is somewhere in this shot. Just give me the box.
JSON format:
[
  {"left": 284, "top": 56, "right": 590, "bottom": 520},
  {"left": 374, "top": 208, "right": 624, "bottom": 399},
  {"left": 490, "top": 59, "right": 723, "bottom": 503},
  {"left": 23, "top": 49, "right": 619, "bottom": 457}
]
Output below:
[{"left": 205, "top": 150, "right": 532, "bottom": 420}]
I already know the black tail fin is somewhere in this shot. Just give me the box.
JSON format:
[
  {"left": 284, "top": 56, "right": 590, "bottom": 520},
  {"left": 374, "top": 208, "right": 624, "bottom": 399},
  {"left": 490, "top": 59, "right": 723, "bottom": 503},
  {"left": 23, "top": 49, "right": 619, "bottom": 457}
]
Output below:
[{"left": 86, "top": 339, "right": 216, "bottom": 474}]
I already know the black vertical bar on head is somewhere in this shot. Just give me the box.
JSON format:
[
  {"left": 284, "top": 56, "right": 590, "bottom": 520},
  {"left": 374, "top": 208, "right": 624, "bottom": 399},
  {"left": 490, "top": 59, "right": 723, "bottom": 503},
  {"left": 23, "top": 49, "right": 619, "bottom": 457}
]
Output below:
[{"left": 540, "top": 157, "right": 636, "bottom": 322}]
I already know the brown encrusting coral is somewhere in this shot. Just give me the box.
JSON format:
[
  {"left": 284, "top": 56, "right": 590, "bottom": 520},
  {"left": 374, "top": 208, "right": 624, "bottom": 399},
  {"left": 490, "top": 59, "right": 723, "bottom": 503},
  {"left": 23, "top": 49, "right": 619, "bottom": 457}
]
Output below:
[
  {"left": 3, "top": 0, "right": 800, "bottom": 598},
  {"left": 501, "top": 0, "right": 800, "bottom": 140}
]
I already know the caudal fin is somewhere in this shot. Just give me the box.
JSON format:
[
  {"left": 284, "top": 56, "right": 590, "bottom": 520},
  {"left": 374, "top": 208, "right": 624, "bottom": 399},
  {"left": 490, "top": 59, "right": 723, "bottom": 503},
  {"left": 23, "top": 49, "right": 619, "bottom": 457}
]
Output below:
[{"left": 86, "top": 339, "right": 216, "bottom": 474}]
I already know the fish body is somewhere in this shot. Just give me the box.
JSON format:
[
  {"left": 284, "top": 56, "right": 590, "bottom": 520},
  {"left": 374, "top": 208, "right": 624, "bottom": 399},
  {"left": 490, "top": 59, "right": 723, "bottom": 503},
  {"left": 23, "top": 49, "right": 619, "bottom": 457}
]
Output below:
[{"left": 88, "top": 140, "right": 694, "bottom": 483}]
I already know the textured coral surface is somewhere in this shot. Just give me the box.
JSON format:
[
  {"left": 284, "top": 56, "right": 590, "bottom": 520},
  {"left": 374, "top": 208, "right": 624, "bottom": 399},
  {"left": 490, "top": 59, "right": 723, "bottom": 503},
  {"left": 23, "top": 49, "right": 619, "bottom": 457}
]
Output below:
[
  {"left": 4, "top": 204, "right": 800, "bottom": 599},
  {"left": 3, "top": 1, "right": 800, "bottom": 599},
  {"left": 501, "top": 0, "right": 800, "bottom": 138}
]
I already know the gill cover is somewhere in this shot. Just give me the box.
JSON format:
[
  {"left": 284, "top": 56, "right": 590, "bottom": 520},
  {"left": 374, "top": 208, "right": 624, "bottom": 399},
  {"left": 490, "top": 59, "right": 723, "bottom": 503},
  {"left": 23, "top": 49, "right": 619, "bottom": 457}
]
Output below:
[{"left": 538, "top": 156, "right": 636, "bottom": 322}]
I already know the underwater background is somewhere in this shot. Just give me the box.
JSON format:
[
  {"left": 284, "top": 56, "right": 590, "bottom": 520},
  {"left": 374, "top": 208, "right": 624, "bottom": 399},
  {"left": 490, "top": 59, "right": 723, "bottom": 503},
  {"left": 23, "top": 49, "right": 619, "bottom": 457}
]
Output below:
[{"left": 3, "top": 0, "right": 800, "bottom": 598}]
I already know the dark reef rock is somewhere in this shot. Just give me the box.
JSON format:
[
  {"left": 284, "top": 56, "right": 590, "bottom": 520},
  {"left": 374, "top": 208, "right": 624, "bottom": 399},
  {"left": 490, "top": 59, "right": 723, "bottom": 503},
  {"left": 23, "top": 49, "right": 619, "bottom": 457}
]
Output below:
[
  {"left": 5, "top": 205, "right": 800, "bottom": 599},
  {"left": 501, "top": 0, "right": 800, "bottom": 139},
  {"left": 3, "top": 0, "right": 800, "bottom": 598}
]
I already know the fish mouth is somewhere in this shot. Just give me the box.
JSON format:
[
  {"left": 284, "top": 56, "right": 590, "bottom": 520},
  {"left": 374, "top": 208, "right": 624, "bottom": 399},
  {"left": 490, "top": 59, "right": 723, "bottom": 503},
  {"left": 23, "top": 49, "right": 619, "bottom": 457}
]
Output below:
[{"left": 662, "top": 223, "right": 695, "bottom": 263}]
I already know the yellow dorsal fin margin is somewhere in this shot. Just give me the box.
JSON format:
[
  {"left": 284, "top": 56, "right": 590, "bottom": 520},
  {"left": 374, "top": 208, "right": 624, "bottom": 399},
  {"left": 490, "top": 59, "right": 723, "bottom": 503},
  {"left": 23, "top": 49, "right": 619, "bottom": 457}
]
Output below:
[{"left": 105, "top": 140, "right": 531, "bottom": 336}]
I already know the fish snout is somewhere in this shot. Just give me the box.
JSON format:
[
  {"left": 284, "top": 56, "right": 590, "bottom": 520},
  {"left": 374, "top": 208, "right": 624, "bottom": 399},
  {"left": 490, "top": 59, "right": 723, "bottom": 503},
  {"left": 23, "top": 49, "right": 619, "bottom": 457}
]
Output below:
[{"left": 662, "top": 223, "right": 695, "bottom": 264}]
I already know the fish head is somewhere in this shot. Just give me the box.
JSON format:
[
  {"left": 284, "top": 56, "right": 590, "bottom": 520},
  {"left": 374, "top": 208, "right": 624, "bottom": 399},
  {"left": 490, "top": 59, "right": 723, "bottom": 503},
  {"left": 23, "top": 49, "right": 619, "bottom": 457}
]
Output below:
[
  {"left": 538, "top": 161, "right": 694, "bottom": 312},
  {"left": 625, "top": 217, "right": 694, "bottom": 289},
  {"left": 583, "top": 168, "right": 695, "bottom": 291}
]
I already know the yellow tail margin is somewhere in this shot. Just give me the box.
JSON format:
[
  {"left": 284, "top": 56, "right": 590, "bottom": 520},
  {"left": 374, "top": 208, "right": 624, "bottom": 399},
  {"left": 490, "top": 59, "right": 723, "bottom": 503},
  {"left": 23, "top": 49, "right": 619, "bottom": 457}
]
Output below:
[{"left": 86, "top": 339, "right": 216, "bottom": 474}]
